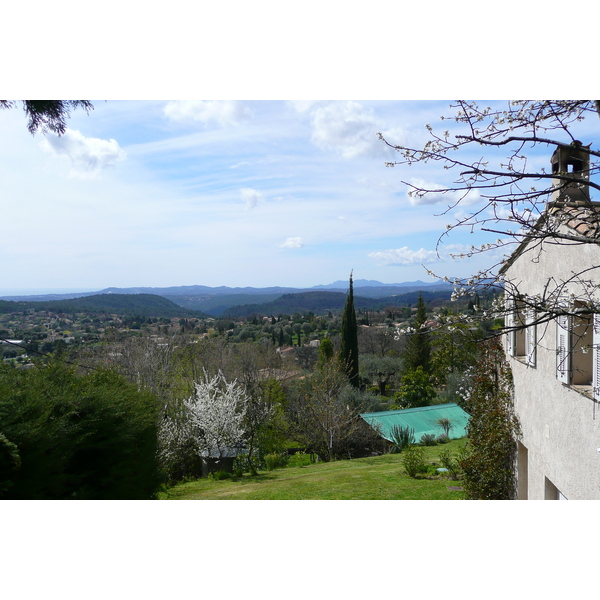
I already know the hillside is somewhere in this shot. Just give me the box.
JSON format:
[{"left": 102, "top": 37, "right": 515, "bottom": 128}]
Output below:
[
  {"left": 0, "top": 294, "right": 207, "bottom": 319},
  {"left": 0, "top": 280, "right": 456, "bottom": 316},
  {"left": 223, "top": 289, "right": 454, "bottom": 317}
]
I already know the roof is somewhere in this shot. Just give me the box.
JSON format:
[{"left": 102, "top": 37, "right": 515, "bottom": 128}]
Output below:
[
  {"left": 499, "top": 202, "right": 600, "bottom": 275},
  {"left": 360, "top": 403, "right": 470, "bottom": 443}
]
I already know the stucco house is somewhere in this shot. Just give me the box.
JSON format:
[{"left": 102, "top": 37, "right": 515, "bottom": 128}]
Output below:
[{"left": 500, "top": 143, "right": 600, "bottom": 499}]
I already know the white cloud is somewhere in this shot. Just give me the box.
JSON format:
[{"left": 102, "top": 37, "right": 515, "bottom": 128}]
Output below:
[
  {"left": 40, "top": 129, "right": 126, "bottom": 177},
  {"left": 240, "top": 187, "right": 265, "bottom": 209},
  {"left": 279, "top": 237, "right": 304, "bottom": 249},
  {"left": 368, "top": 246, "right": 438, "bottom": 266},
  {"left": 305, "top": 101, "right": 398, "bottom": 159},
  {"left": 164, "top": 100, "right": 252, "bottom": 126}
]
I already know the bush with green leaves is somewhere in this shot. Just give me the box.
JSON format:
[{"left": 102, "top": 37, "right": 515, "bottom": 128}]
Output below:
[
  {"left": 419, "top": 433, "right": 437, "bottom": 446},
  {"left": 287, "top": 451, "right": 315, "bottom": 467},
  {"left": 458, "top": 338, "right": 520, "bottom": 499},
  {"left": 0, "top": 362, "right": 161, "bottom": 499},
  {"left": 389, "top": 424, "right": 415, "bottom": 453},
  {"left": 264, "top": 452, "right": 290, "bottom": 470},
  {"left": 0, "top": 432, "right": 21, "bottom": 496},
  {"left": 402, "top": 444, "right": 427, "bottom": 478},
  {"left": 438, "top": 447, "right": 461, "bottom": 480},
  {"left": 394, "top": 366, "right": 436, "bottom": 409}
]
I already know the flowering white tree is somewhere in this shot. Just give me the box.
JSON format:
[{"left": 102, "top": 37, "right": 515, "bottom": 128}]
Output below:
[
  {"left": 184, "top": 371, "right": 249, "bottom": 458},
  {"left": 159, "top": 370, "right": 249, "bottom": 477}
]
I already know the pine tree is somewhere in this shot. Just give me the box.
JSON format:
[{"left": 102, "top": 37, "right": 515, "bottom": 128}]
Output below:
[{"left": 340, "top": 273, "right": 359, "bottom": 387}]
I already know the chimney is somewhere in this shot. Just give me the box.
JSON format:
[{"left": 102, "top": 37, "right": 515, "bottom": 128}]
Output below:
[{"left": 550, "top": 141, "right": 591, "bottom": 206}]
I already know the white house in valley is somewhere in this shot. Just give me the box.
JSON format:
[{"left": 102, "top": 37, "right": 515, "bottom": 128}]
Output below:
[{"left": 500, "top": 142, "right": 600, "bottom": 499}]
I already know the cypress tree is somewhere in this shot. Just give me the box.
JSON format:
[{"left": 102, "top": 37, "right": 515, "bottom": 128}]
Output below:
[
  {"left": 340, "top": 272, "right": 359, "bottom": 387},
  {"left": 403, "top": 292, "right": 432, "bottom": 373}
]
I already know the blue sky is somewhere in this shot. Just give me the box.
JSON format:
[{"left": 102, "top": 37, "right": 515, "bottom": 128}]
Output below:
[
  {"left": 2, "top": 99, "right": 545, "bottom": 293},
  {"left": 4, "top": 0, "right": 596, "bottom": 296}
]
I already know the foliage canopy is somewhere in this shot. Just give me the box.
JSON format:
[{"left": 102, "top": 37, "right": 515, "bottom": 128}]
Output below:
[{"left": 0, "top": 362, "right": 161, "bottom": 499}]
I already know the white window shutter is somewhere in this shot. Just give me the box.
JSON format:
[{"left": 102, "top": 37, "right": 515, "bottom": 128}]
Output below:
[
  {"left": 593, "top": 314, "right": 600, "bottom": 401},
  {"left": 557, "top": 313, "right": 570, "bottom": 384},
  {"left": 526, "top": 308, "right": 536, "bottom": 367},
  {"left": 506, "top": 297, "right": 516, "bottom": 357}
]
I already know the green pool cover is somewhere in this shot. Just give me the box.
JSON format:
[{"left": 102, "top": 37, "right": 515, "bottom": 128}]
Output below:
[{"left": 360, "top": 403, "right": 470, "bottom": 443}]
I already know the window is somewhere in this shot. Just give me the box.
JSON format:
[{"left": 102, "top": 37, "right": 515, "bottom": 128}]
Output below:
[
  {"left": 525, "top": 307, "right": 537, "bottom": 367},
  {"left": 506, "top": 296, "right": 535, "bottom": 366},
  {"left": 556, "top": 303, "right": 600, "bottom": 400},
  {"left": 506, "top": 297, "right": 526, "bottom": 359},
  {"left": 544, "top": 477, "right": 566, "bottom": 500}
]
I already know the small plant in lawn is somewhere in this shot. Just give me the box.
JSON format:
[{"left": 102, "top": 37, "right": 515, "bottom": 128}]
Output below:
[
  {"left": 389, "top": 425, "right": 415, "bottom": 453},
  {"left": 419, "top": 433, "right": 437, "bottom": 446},
  {"left": 439, "top": 448, "right": 461, "bottom": 480},
  {"left": 402, "top": 445, "right": 427, "bottom": 478}
]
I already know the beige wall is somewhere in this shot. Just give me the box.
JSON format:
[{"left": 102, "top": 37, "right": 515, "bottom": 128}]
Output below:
[{"left": 504, "top": 237, "right": 600, "bottom": 499}]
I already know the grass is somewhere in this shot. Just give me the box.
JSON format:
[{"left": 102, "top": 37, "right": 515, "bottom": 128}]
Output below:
[{"left": 159, "top": 438, "right": 467, "bottom": 500}]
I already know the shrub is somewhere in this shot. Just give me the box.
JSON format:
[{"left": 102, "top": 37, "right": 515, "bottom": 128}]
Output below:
[
  {"left": 459, "top": 338, "right": 520, "bottom": 499},
  {"left": 0, "top": 363, "right": 161, "bottom": 499},
  {"left": 436, "top": 434, "right": 449, "bottom": 444},
  {"left": 402, "top": 445, "right": 427, "bottom": 478},
  {"left": 0, "top": 432, "right": 21, "bottom": 496},
  {"left": 438, "top": 447, "right": 461, "bottom": 480},
  {"left": 264, "top": 452, "right": 289, "bottom": 471},
  {"left": 419, "top": 433, "right": 437, "bottom": 446},
  {"left": 233, "top": 453, "right": 264, "bottom": 476},
  {"left": 287, "top": 451, "right": 315, "bottom": 467},
  {"left": 389, "top": 425, "right": 415, "bottom": 453}
]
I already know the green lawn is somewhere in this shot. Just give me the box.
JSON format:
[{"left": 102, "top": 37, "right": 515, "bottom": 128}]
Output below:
[{"left": 160, "top": 438, "right": 467, "bottom": 500}]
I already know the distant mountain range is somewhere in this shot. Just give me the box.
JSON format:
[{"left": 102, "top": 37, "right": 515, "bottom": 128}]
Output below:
[
  {"left": 0, "top": 294, "right": 205, "bottom": 319},
  {"left": 0, "top": 280, "right": 455, "bottom": 317},
  {"left": 223, "top": 289, "right": 455, "bottom": 318}
]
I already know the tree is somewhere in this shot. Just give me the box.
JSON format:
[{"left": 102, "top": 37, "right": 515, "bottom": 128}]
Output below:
[
  {"left": 340, "top": 272, "right": 359, "bottom": 387},
  {"left": 0, "top": 100, "right": 93, "bottom": 135},
  {"left": 0, "top": 362, "right": 161, "bottom": 499},
  {"left": 402, "top": 292, "right": 432, "bottom": 373},
  {"left": 158, "top": 370, "right": 250, "bottom": 479},
  {"left": 360, "top": 354, "right": 403, "bottom": 396},
  {"left": 318, "top": 336, "right": 335, "bottom": 367},
  {"left": 287, "top": 362, "right": 365, "bottom": 461},
  {"left": 393, "top": 366, "right": 436, "bottom": 409},
  {"left": 379, "top": 100, "right": 600, "bottom": 327},
  {"left": 182, "top": 370, "right": 248, "bottom": 459},
  {"left": 431, "top": 320, "right": 479, "bottom": 385},
  {"left": 359, "top": 325, "right": 399, "bottom": 357},
  {"left": 458, "top": 338, "right": 520, "bottom": 500}
]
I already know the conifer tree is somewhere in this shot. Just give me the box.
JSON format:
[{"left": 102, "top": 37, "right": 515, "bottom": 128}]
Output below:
[
  {"left": 318, "top": 336, "right": 334, "bottom": 368},
  {"left": 340, "top": 273, "right": 359, "bottom": 387},
  {"left": 403, "top": 292, "right": 432, "bottom": 373}
]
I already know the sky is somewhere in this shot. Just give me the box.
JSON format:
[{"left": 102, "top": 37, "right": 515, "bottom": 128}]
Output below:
[
  {"left": 3, "top": 5, "right": 599, "bottom": 298},
  {"left": 0, "top": 99, "right": 554, "bottom": 294}
]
